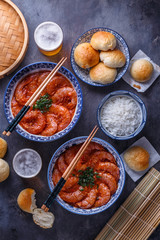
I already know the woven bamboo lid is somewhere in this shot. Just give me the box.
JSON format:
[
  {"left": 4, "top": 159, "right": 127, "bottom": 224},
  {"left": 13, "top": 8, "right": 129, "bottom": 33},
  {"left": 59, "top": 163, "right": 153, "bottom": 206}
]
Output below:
[{"left": 0, "top": 0, "right": 29, "bottom": 79}]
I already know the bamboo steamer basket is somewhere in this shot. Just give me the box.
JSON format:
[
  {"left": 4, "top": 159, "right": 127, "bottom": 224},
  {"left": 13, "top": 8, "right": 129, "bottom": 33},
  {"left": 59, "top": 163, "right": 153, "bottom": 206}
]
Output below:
[{"left": 0, "top": 0, "right": 29, "bottom": 79}]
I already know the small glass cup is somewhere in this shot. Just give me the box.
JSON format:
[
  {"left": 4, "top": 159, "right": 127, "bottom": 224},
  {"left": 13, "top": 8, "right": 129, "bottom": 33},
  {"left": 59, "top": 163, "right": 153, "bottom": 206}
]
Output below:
[
  {"left": 34, "top": 21, "right": 63, "bottom": 56},
  {"left": 13, "top": 148, "right": 42, "bottom": 178}
]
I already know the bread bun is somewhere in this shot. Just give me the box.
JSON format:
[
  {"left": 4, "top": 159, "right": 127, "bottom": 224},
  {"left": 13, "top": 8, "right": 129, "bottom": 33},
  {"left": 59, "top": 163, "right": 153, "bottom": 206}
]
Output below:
[
  {"left": 74, "top": 43, "right": 99, "bottom": 69},
  {"left": 0, "top": 138, "right": 7, "bottom": 158},
  {"left": 17, "top": 188, "right": 37, "bottom": 213},
  {"left": 100, "top": 49, "right": 126, "bottom": 68},
  {"left": 33, "top": 208, "right": 54, "bottom": 229},
  {"left": 90, "top": 62, "right": 117, "bottom": 84},
  {"left": 130, "top": 59, "right": 153, "bottom": 82},
  {"left": 90, "top": 31, "right": 116, "bottom": 51},
  {"left": 0, "top": 159, "right": 10, "bottom": 182},
  {"left": 123, "top": 146, "right": 149, "bottom": 171}
]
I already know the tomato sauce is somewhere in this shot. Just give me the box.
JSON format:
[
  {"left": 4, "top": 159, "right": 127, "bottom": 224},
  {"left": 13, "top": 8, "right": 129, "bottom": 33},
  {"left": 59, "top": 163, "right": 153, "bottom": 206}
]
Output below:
[
  {"left": 52, "top": 142, "right": 120, "bottom": 209},
  {"left": 11, "top": 71, "right": 77, "bottom": 136}
]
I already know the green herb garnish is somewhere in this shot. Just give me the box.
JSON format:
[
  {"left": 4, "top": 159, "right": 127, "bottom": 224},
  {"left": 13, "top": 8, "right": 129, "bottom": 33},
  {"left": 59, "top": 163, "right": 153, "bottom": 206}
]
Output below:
[
  {"left": 33, "top": 94, "right": 52, "bottom": 113},
  {"left": 78, "top": 167, "right": 101, "bottom": 188},
  {"left": 96, "top": 175, "right": 101, "bottom": 179}
]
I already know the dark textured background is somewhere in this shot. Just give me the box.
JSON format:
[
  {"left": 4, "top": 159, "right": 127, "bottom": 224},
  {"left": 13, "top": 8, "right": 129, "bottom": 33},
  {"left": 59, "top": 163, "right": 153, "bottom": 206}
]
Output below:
[{"left": 0, "top": 0, "right": 160, "bottom": 239}]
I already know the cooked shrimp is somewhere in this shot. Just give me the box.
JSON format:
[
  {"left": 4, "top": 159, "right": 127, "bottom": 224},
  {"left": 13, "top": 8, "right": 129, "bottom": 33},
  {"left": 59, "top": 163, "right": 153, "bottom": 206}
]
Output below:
[
  {"left": 86, "top": 142, "right": 105, "bottom": 152},
  {"left": 28, "top": 75, "right": 39, "bottom": 92},
  {"left": 94, "top": 183, "right": 111, "bottom": 208},
  {"left": 62, "top": 145, "right": 86, "bottom": 171},
  {"left": 96, "top": 162, "right": 120, "bottom": 182},
  {"left": 52, "top": 168, "right": 62, "bottom": 185},
  {"left": 64, "top": 145, "right": 80, "bottom": 165},
  {"left": 63, "top": 176, "right": 78, "bottom": 190},
  {"left": 46, "top": 75, "right": 71, "bottom": 96},
  {"left": 99, "top": 172, "right": 117, "bottom": 194},
  {"left": 69, "top": 109, "right": 75, "bottom": 119},
  {"left": 60, "top": 188, "right": 87, "bottom": 203},
  {"left": 65, "top": 142, "right": 103, "bottom": 166},
  {"left": 57, "top": 154, "right": 68, "bottom": 173},
  {"left": 83, "top": 142, "right": 105, "bottom": 157},
  {"left": 76, "top": 188, "right": 98, "bottom": 209},
  {"left": 21, "top": 110, "right": 46, "bottom": 134},
  {"left": 41, "top": 114, "right": 57, "bottom": 136},
  {"left": 11, "top": 96, "right": 23, "bottom": 116},
  {"left": 89, "top": 151, "right": 116, "bottom": 167},
  {"left": 37, "top": 71, "right": 50, "bottom": 95},
  {"left": 37, "top": 71, "right": 50, "bottom": 84},
  {"left": 52, "top": 141, "right": 119, "bottom": 209},
  {"left": 15, "top": 74, "right": 38, "bottom": 105},
  {"left": 52, "top": 87, "right": 77, "bottom": 110},
  {"left": 64, "top": 142, "right": 105, "bottom": 167},
  {"left": 75, "top": 161, "right": 87, "bottom": 171},
  {"left": 50, "top": 104, "right": 71, "bottom": 131},
  {"left": 52, "top": 169, "right": 78, "bottom": 191},
  {"left": 80, "top": 142, "right": 105, "bottom": 163}
]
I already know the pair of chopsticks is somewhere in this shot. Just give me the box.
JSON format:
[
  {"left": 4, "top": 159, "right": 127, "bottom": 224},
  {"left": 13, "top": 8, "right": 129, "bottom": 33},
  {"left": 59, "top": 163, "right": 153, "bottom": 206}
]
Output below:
[
  {"left": 3, "top": 57, "right": 67, "bottom": 136},
  {"left": 41, "top": 125, "right": 99, "bottom": 212}
]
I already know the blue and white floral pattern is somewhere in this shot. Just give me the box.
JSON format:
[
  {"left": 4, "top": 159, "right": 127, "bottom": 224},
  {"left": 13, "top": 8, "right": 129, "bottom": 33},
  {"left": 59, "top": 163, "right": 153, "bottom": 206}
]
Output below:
[
  {"left": 70, "top": 27, "right": 130, "bottom": 87},
  {"left": 97, "top": 90, "right": 147, "bottom": 140},
  {"left": 48, "top": 137, "right": 125, "bottom": 215},
  {"left": 4, "top": 62, "right": 83, "bottom": 142}
]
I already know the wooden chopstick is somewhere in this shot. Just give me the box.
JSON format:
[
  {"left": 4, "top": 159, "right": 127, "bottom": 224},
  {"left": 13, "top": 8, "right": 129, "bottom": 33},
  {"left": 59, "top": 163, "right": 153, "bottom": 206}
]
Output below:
[
  {"left": 4, "top": 57, "right": 66, "bottom": 136},
  {"left": 28, "top": 57, "right": 66, "bottom": 106},
  {"left": 41, "top": 126, "right": 99, "bottom": 212},
  {"left": 63, "top": 126, "right": 99, "bottom": 179},
  {"left": 3, "top": 57, "right": 67, "bottom": 136}
]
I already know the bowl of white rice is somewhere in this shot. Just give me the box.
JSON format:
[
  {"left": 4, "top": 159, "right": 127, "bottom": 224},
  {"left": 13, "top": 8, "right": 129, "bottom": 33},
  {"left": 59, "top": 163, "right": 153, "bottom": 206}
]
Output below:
[{"left": 97, "top": 90, "right": 147, "bottom": 140}]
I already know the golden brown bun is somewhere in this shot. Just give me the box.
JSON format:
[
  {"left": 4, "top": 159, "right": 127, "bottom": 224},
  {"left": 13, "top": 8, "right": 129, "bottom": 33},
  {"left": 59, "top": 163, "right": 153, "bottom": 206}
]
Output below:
[
  {"left": 123, "top": 146, "right": 149, "bottom": 171},
  {"left": 90, "top": 31, "right": 116, "bottom": 51},
  {"left": 17, "top": 188, "right": 37, "bottom": 213},
  {"left": 33, "top": 208, "right": 54, "bottom": 229},
  {"left": 130, "top": 59, "right": 153, "bottom": 82},
  {"left": 0, "top": 138, "right": 7, "bottom": 158},
  {"left": 0, "top": 159, "right": 10, "bottom": 182},
  {"left": 74, "top": 43, "right": 99, "bottom": 69},
  {"left": 100, "top": 49, "right": 126, "bottom": 68},
  {"left": 90, "top": 62, "right": 117, "bottom": 84}
]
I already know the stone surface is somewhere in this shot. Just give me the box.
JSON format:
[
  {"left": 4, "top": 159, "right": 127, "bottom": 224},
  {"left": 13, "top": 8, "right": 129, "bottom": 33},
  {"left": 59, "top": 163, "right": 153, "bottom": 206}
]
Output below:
[{"left": 0, "top": 0, "right": 160, "bottom": 239}]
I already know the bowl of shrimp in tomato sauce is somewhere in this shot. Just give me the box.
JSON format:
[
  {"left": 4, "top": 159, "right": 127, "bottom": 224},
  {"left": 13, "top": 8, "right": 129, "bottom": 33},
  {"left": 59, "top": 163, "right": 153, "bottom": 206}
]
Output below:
[
  {"left": 48, "top": 137, "right": 125, "bottom": 215},
  {"left": 4, "top": 62, "right": 83, "bottom": 142}
]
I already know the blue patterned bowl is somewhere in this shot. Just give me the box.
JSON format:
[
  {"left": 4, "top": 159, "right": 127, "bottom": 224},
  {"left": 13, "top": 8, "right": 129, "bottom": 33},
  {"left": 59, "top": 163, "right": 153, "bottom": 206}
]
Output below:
[
  {"left": 4, "top": 62, "right": 83, "bottom": 142},
  {"left": 48, "top": 137, "right": 125, "bottom": 215},
  {"left": 97, "top": 90, "right": 147, "bottom": 140},
  {"left": 70, "top": 27, "right": 130, "bottom": 87}
]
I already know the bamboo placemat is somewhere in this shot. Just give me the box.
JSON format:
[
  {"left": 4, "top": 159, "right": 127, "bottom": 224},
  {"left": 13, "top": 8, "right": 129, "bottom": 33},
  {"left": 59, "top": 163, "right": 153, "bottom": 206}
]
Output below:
[
  {"left": 95, "top": 168, "right": 160, "bottom": 240},
  {"left": 0, "top": 0, "right": 29, "bottom": 79}
]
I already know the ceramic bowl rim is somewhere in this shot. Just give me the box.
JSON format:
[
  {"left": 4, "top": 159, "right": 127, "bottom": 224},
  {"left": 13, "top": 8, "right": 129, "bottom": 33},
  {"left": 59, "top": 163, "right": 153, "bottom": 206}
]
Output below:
[
  {"left": 47, "top": 136, "right": 125, "bottom": 215},
  {"left": 70, "top": 27, "right": 130, "bottom": 87},
  {"left": 97, "top": 90, "right": 147, "bottom": 140},
  {"left": 3, "top": 61, "right": 83, "bottom": 142}
]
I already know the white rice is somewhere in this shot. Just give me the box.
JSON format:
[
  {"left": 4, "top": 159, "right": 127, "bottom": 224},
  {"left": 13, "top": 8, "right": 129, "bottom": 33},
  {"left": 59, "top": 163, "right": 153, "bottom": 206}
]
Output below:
[{"left": 101, "top": 96, "right": 142, "bottom": 136}]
